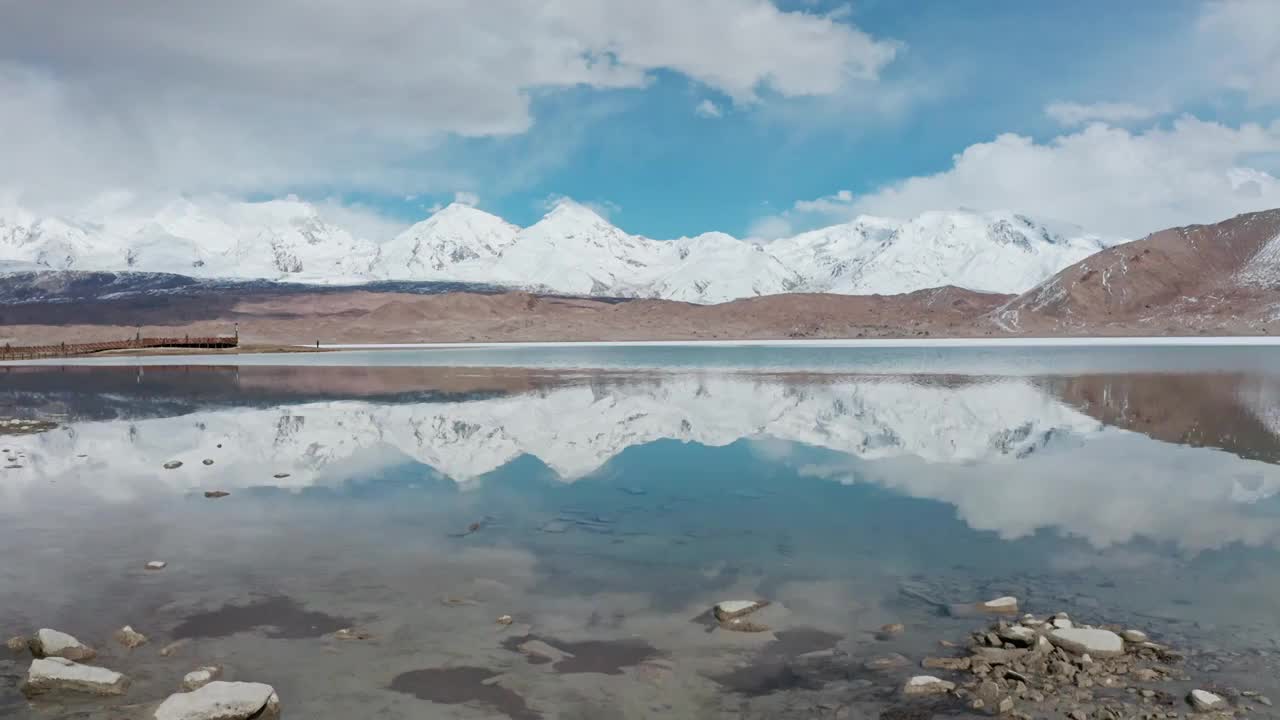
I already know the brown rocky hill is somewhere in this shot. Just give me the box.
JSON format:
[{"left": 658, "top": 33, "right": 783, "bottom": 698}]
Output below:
[
  {"left": 992, "top": 209, "right": 1280, "bottom": 334},
  {"left": 0, "top": 286, "right": 1008, "bottom": 346}
]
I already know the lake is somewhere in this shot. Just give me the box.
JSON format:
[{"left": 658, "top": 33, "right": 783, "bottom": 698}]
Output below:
[{"left": 3, "top": 346, "right": 1280, "bottom": 718}]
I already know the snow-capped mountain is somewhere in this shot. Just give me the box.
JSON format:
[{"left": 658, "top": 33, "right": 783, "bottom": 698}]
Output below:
[{"left": 0, "top": 197, "right": 1113, "bottom": 303}]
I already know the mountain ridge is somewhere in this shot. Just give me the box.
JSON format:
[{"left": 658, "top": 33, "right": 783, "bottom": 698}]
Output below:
[{"left": 0, "top": 197, "right": 1110, "bottom": 303}]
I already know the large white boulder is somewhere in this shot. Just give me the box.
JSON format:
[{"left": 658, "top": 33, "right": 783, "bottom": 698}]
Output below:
[
  {"left": 1047, "top": 628, "right": 1125, "bottom": 657},
  {"left": 21, "top": 657, "right": 129, "bottom": 696},
  {"left": 154, "top": 681, "right": 280, "bottom": 720},
  {"left": 1188, "top": 689, "right": 1227, "bottom": 712},
  {"left": 713, "top": 600, "right": 769, "bottom": 621},
  {"left": 29, "top": 628, "right": 96, "bottom": 661},
  {"left": 902, "top": 675, "right": 956, "bottom": 695}
]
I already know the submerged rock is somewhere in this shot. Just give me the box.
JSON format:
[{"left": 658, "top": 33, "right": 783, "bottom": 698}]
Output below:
[
  {"left": 1188, "top": 689, "right": 1227, "bottom": 712},
  {"left": 719, "top": 617, "right": 771, "bottom": 633},
  {"left": 333, "top": 628, "right": 372, "bottom": 641},
  {"left": 864, "top": 653, "right": 910, "bottom": 671},
  {"left": 518, "top": 639, "right": 574, "bottom": 663},
  {"left": 153, "top": 681, "right": 280, "bottom": 720},
  {"left": 202, "top": 459, "right": 214, "bottom": 466},
  {"left": 21, "top": 657, "right": 129, "bottom": 697},
  {"left": 181, "top": 665, "right": 223, "bottom": 691},
  {"left": 159, "top": 639, "right": 191, "bottom": 657},
  {"left": 877, "top": 623, "right": 906, "bottom": 640},
  {"left": 902, "top": 675, "right": 955, "bottom": 696},
  {"left": 29, "top": 628, "right": 96, "bottom": 661},
  {"left": 7, "top": 635, "right": 28, "bottom": 652},
  {"left": 163, "top": 461, "right": 183, "bottom": 470},
  {"left": 1047, "top": 628, "right": 1125, "bottom": 657},
  {"left": 114, "top": 625, "right": 149, "bottom": 649},
  {"left": 713, "top": 600, "right": 769, "bottom": 622},
  {"left": 204, "top": 490, "right": 230, "bottom": 499}
]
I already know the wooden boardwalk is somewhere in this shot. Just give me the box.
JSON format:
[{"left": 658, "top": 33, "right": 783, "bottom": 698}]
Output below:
[{"left": 0, "top": 336, "right": 238, "bottom": 361}]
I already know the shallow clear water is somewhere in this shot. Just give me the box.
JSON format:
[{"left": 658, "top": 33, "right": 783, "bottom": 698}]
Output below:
[{"left": 3, "top": 352, "right": 1280, "bottom": 718}]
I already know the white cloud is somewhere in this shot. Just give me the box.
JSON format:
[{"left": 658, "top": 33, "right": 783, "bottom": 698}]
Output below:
[
  {"left": 453, "top": 191, "right": 480, "bottom": 207},
  {"left": 746, "top": 214, "right": 794, "bottom": 239},
  {"left": 1045, "top": 101, "right": 1165, "bottom": 127},
  {"left": 793, "top": 189, "right": 856, "bottom": 215},
  {"left": 1197, "top": 0, "right": 1280, "bottom": 104},
  {"left": 0, "top": 1, "right": 899, "bottom": 204},
  {"left": 695, "top": 99, "right": 723, "bottom": 118},
  {"left": 849, "top": 117, "right": 1280, "bottom": 237}
]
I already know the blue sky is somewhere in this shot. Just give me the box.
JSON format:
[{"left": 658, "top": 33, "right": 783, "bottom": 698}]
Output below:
[{"left": 2, "top": 0, "right": 1278, "bottom": 239}]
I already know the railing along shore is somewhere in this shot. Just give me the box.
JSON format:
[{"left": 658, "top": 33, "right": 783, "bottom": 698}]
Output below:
[{"left": 0, "top": 336, "right": 238, "bottom": 361}]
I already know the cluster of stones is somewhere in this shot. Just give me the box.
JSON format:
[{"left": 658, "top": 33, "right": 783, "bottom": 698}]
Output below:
[
  {"left": 8, "top": 626, "right": 280, "bottom": 719},
  {"left": 899, "top": 602, "right": 1268, "bottom": 718}
]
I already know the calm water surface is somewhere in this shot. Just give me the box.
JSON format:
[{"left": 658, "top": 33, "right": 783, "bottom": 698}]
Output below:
[{"left": 3, "top": 349, "right": 1280, "bottom": 718}]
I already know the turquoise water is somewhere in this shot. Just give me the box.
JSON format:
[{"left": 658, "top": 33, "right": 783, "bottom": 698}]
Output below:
[{"left": 3, "top": 354, "right": 1280, "bottom": 718}]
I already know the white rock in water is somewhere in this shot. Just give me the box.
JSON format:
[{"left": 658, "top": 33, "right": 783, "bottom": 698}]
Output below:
[
  {"left": 1121, "top": 629, "right": 1148, "bottom": 643},
  {"left": 21, "top": 657, "right": 129, "bottom": 696},
  {"left": 903, "top": 675, "right": 956, "bottom": 695},
  {"left": 154, "top": 681, "right": 280, "bottom": 720},
  {"left": 982, "top": 596, "right": 1018, "bottom": 612},
  {"left": 114, "top": 625, "right": 149, "bottom": 649},
  {"left": 30, "top": 628, "right": 96, "bottom": 661},
  {"left": 1188, "top": 689, "right": 1227, "bottom": 712},
  {"left": 998, "top": 625, "right": 1037, "bottom": 646},
  {"left": 182, "top": 665, "right": 223, "bottom": 691},
  {"left": 1048, "top": 628, "right": 1125, "bottom": 657},
  {"left": 146, "top": 561, "right": 168, "bottom": 570},
  {"left": 714, "top": 600, "right": 768, "bottom": 621},
  {"left": 1052, "top": 617, "right": 1074, "bottom": 629}
]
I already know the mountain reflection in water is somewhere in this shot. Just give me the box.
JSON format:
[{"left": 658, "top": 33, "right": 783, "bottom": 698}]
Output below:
[
  {"left": 3, "top": 364, "right": 1280, "bottom": 552},
  {"left": 4, "top": 361, "right": 1280, "bottom": 718}
]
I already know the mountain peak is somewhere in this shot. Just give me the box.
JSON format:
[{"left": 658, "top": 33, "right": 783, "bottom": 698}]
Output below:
[
  {"left": 1, "top": 196, "right": 1124, "bottom": 303},
  {"left": 537, "top": 198, "right": 611, "bottom": 228}
]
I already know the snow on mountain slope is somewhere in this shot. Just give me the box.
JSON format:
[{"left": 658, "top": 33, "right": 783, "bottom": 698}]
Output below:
[
  {"left": 487, "top": 201, "right": 670, "bottom": 295},
  {"left": 770, "top": 211, "right": 1106, "bottom": 296},
  {"left": 0, "top": 197, "right": 1114, "bottom": 303},
  {"left": 646, "top": 232, "right": 803, "bottom": 302},
  {"left": 381, "top": 203, "right": 518, "bottom": 281}
]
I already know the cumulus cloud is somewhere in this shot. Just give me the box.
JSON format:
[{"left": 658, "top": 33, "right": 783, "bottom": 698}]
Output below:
[
  {"left": 746, "top": 214, "right": 795, "bottom": 240},
  {"left": 1197, "top": 0, "right": 1280, "bottom": 104},
  {"left": 1045, "top": 101, "right": 1165, "bottom": 126},
  {"left": 695, "top": 99, "right": 723, "bottom": 118},
  {"left": 0, "top": 1, "right": 899, "bottom": 205},
  {"left": 793, "top": 189, "right": 856, "bottom": 215},
  {"left": 849, "top": 117, "right": 1280, "bottom": 237}
]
